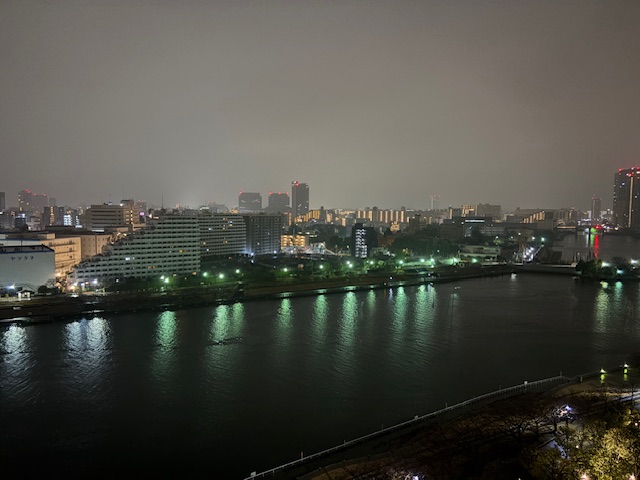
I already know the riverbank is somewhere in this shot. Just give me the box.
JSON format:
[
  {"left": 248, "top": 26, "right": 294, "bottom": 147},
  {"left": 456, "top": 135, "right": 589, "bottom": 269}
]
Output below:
[
  {"left": 0, "top": 264, "right": 516, "bottom": 324},
  {"left": 247, "top": 364, "right": 638, "bottom": 480}
]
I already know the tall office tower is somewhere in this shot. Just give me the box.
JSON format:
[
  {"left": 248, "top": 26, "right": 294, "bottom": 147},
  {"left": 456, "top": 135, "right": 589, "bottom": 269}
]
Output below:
[
  {"left": 48, "top": 197, "right": 57, "bottom": 207},
  {"left": 591, "top": 195, "right": 601, "bottom": 221},
  {"left": 238, "top": 192, "right": 262, "bottom": 211},
  {"left": 266, "top": 192, "right": 289, "bottom": 213},
  {"left": 291, "top": 181, "right": 309, "bottom": 219},
  {"left": 0, "top": 191, "right": 5, "bottom": 211},
  {"left": 613, "top": 167, "right": 640, "bottom": 229}
]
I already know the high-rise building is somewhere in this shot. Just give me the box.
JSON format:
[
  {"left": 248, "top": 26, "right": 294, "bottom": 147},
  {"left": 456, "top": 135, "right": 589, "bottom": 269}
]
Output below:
[
  {"left": 18, "top": 189, "right": 48, "bottom": 212},
  {"left": 350, "top": 222, "right": 376, "bottom": 258},
  {"left": 591, "top": 195, "right": 601, "bottom": 221},
  {"left": 43, "top": 206, "right": 65, "bottom": 227},
  {"left": 613, "top": 167, "right": 640, "bottom": 229},
  {"left": 243, "top": 214, "right": 283, "bottom": 255},
  {"left": 238, "top": 192, "right": 262, "bottom": 211},
  {"left": 266, "top": 192, "right": 289, "bottom": 213},
  {"left": 291, "top": 181, "right": 309, "bottom": 219},
  {"left": 0, "top": 192, "right": 5, "bottom": 211},
  {"left": 199, "top": 213, "right": 247, "bottom": 258}
]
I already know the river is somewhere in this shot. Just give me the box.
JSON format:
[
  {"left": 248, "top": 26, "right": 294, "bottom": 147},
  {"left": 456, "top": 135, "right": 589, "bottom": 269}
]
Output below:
[{"left": 2, "top": 235, "right": 640, "bottom": 478}]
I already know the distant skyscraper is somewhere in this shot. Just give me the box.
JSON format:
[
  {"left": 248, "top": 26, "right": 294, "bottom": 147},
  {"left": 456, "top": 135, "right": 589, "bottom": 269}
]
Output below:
[
  {"left": 18, "top": 189, "right": 47, "bottom": 212},
  {"left": 43, "top": 206, "right": 65, "bottom": 227},
  {"left": 613, "top": 167, "right": 640, "bottom": 229},
  {"left": 291, "top": 181, "right": 309, "bottom": 219},
  {"left": 238, "top": 192, "right": 262, "bottom": 211},
  {"left": 591, "top": 195, "right": 601, "bottom": 221},
  {"left": 266, "top": 192, "right": 289, "bottom": 213},
  {"left": 18, "top": 190, "right": 32, "bottom": 211},
  {"left": 0, "top": 192, "right": 5, "bottom": 211}
]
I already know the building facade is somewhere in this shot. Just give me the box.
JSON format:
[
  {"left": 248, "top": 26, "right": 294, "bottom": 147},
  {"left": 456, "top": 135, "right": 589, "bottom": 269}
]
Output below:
[
  {"left": 84, "top": 203, "right": 136, "bottom": 231},
  {"left": 612, "top": 167, "right": 640, "bottom": 229},
  {"left": 1, "top": 233, "right": 82, "bottom": 278},
  {"left": 238, "top": 192, "right": 262, "bottom": 212},
  {"left": 70, "top": 215, "right": 201, "bottom": 284},
  {"left": 0, "top": 245, "right": 55, "bottom": 292},
  {"left": 243, "top": 214, "right": 282, "bottom": 256},
  {"left": 350, "top": 223, "right": 377, "bottom": 258},
  {"left": 200, "top": 213, "right": 247, "bottom": 258},
  {"left": 291, "top": 181, "right": 309, "bottom": 219},
  {"left": 591, "top": 195, "right": 601, "bottom": 221},
  {"left": 266, "top": 192, "right": 289, "bottom": 213}
]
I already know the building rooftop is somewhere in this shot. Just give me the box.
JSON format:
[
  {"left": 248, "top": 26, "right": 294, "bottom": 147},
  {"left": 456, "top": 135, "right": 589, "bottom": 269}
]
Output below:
[{"left": 0, "top": 245, "right": 54, "bottom": 254}]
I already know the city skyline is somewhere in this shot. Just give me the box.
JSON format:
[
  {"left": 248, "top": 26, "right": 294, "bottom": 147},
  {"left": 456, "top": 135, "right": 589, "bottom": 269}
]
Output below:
[{"left": 2, "top": 2, "right": 640, "bottom": 210}]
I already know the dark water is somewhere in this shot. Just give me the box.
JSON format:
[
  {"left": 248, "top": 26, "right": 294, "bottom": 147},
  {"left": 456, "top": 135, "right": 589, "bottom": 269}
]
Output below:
[{"left": 2, "top": 273, "right": 640, "bottom": 478}]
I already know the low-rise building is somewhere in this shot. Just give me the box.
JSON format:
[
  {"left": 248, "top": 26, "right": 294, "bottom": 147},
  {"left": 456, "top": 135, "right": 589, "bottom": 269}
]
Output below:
[{"left": 0, "top": 245, "right": 55, "bottom": 292}]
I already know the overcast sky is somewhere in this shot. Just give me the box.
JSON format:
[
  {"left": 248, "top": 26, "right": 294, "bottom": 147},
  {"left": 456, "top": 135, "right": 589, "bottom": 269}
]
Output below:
[{"left": 2, "top": 1, "right": 640, "bottom": 211}]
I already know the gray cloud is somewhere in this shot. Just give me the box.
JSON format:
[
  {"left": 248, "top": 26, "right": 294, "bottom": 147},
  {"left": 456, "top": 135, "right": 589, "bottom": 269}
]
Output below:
[{"left": 2, "top": 0, "right": 640, "bottom": 211}]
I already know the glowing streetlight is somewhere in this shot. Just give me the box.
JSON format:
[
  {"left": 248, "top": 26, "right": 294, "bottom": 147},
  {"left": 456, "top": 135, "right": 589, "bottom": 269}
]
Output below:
[
  {"left": 218, "top": 273, "right": 225, "bottom": 280},
  {"left": 235, "top": 269, "right": 240, "bottom": 274}
]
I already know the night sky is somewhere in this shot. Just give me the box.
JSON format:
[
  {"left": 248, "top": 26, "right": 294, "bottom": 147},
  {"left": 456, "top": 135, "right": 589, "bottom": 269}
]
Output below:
[{"left": 2, "top": 1, "right": 640, "bottom": 211}]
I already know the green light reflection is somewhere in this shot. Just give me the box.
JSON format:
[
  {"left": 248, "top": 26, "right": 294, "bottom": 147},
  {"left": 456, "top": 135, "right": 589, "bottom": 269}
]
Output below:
[
  {"left": 340, "top": 292, "right": 358, "bottom": 348},
  {"left": 151, "top": 310, "right": 177, "bottom": 382},
  {"left": 211, "top": 305, "right": 231, "bottom": 340},
  {"left": 393, "top": 287, "right": 408, "bottom": 334},
  {"left": 312, "top": 295, "right": 329, "bottom": 343},
  {"left": 157, "top": 310, "right": 177, "bottom": 347}
]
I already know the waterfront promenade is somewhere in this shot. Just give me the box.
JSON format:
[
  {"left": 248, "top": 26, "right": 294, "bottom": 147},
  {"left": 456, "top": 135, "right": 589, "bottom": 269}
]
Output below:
[
  {"left": 245, "top": 365, "right": 638, "bottom": 480},
  {"left": 0, "top": 264, "right": 516, "bottom": 323}
]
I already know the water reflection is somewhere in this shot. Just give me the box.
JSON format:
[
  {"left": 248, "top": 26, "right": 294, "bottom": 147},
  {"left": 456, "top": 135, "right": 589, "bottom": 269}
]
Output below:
[
  {"left": 0, "top": 325, "right": 35, "bottom": 406},
  {"left": 276, "top": 298, "right": 293, "bottom": 346},
  {"left": 312, "top": 295, "right": 329, "bottom": 347},
  {"left": 340, "top": 292, "right": 358, "bottom": 349},
  {"left": 392, "top": 287, "right": 408, "bottom": 336},
  {"left": 1, "top": 324, "right": 27, "bottom": 355},
  {"left": 152, "top": 311, "right": 177, "bottom": 383},
  {"left": 210, "top": 305, "right": 231, "bottom": 341}
]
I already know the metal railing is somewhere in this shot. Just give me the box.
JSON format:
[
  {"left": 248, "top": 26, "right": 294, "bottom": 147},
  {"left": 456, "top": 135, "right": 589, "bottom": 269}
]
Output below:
[{"left": 244, "top": 375, "right": 570, "bottom": 479}]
